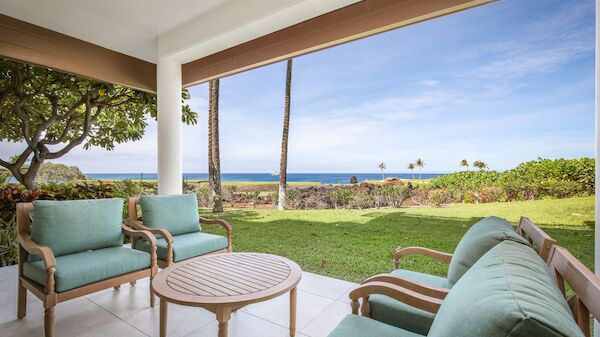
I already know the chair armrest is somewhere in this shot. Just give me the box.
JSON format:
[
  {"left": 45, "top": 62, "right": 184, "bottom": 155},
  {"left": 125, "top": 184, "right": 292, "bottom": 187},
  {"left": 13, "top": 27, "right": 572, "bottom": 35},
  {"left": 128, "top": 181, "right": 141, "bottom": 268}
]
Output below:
[
  {"left": 362, "top": 273, "right": 449, "bottom": 299},
  {"left": 200, "top": 217, "right": 233, "bottom": 252},
  {"left": 122, "top": 224, "right": 158, "bottom": 268},
  {"left": 125, "top": 218, "right": 174, "bottom": 264},
  {"left": 18, "top": 235, "right": 56, "bottom": 271},
  {"left": 200, "top": 217, "right": 232, "bottom": 233},
  {"left": 18, "top": 234, "right": 57, "bottom": 293},
  {"left": 349, "top": 281, "right": 443, "bottom": 315},
  {"left": 393, "top": 246, "right": 452, "bottom": 269},
  {"left": 121, "top": 224, "right": 157, "bottom": 246},
  {"left": 126, "top": 219, "right": 174, "bottom": 244}
]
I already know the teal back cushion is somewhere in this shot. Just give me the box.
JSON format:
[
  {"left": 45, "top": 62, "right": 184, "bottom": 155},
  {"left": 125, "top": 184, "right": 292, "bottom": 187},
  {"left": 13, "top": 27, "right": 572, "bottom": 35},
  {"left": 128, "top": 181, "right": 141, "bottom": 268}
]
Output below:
[
  {"left": 31, "top": 199, "right": 124, "bottom": 257},
  {"left": 140, "top": 194, "right": 200, "bottom": 236},
  {"left": 447, "top": 216, "right": 529, "bottom": 286},
  {"left": 428, "top": 241, "right": 584, "bottom": 337}
]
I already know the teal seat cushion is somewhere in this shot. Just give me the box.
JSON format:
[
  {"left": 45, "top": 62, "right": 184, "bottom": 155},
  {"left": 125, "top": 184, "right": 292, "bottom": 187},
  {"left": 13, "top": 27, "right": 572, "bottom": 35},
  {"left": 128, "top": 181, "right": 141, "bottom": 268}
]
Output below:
[
  {"left": 140, "top": 194, "right": 200, "bottom": 236},
  {"left": 446, "top": 216, "right": 529, "bottom": 286},
  {"left": 23, "top": 247, "right": 150, "bottom": 293},
  {"left": 31, "top": 199, "right": 124, "bottom": 258},
  {"left": 428, "top": 241, "right": 584, "bottom": 337},
  {"left": 368, "top": 269, "right": 446, "bottom": 334},
  {"left": 328, "top": 315, "right": 425, "bottom": 337},
  {"left": 135, "top": 231, "right": 228, "bottom": 262}
]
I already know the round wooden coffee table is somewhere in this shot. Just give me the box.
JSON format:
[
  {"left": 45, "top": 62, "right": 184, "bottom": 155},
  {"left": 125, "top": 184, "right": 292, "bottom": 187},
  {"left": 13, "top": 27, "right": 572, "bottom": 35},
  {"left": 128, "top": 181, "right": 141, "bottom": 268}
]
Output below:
[{"left": 152, "top": 253, "right": 302, "bottom": 337}]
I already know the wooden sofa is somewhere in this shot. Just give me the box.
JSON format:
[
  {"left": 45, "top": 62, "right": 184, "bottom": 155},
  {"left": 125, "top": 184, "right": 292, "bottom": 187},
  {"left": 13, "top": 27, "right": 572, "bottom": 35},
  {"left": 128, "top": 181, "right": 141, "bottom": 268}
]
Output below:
[
  {"left": 329, "top": 240, "right": 588, "bottom": 337},
  {"left": 128, "top": 194, "right": 233, "bottom": 268},
  {"left": 365, "top": 216, "right": 557, "bottom": 334},
  {"left": 16, "top": 199, "right": 157, "bottom": 337}
]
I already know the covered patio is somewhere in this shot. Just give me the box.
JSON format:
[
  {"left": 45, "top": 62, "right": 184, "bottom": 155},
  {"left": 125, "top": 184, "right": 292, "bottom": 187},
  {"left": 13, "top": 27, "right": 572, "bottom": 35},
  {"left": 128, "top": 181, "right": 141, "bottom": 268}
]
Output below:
[
  {"left": 0, "top": 0, "right": 598, "bottom": 336},
  {"left": 0, "top": 265, "right": 356, "bottom": 337}
]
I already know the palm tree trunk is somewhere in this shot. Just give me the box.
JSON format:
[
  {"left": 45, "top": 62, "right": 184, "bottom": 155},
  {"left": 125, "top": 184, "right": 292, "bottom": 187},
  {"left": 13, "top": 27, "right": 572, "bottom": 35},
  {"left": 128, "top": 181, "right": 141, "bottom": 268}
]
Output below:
[
  {"left": 419, "top": 168, "right": 422, "bottom": 180},
  {"left": 208, "top": 79, "right": 223, "bottom": 212},
  {"left": 278, "top": 59, "right": 293, "bottom": 211}
]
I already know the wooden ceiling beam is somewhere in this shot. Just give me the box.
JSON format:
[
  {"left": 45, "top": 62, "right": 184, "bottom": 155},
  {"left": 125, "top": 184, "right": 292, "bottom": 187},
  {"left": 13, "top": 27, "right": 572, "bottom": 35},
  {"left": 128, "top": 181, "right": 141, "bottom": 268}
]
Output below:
[
  {"left": 0, "top": 14, "right": 157, "bottom": 93},
  {"left": 182, "top": 0, "right": 494, "bottom": 87}
]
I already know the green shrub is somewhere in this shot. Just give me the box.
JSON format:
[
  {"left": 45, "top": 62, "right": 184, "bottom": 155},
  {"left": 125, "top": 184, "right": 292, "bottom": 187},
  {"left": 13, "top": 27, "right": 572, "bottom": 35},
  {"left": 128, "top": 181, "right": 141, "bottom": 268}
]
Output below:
[
  {"left": 0, "top": 216, "right": 17, "bottom": 267},
  {"left": 328, "top": 187, "right": 353, "bottom": 209},
  {"left": 430, "top": 170, "right": 502, "bottom": 190},
  {"left": 539, "top": 181, "right": 582, "bottom": 199},
  {"left": 351, "top": 191, "right": 374, "bottom": 209},
  {"left": 428, "top": 189, "right": 452, "bottom": 207}
]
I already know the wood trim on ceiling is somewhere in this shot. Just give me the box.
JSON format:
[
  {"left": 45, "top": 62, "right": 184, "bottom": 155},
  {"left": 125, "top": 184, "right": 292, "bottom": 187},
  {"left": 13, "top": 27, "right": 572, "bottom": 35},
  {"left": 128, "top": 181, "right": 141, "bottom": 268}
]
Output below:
[
  {"left": 0, "top": 14, "right": 157, "bottom": 93},
  {"left": 182, "top": 0, "right": 495, "bottom": 87}
]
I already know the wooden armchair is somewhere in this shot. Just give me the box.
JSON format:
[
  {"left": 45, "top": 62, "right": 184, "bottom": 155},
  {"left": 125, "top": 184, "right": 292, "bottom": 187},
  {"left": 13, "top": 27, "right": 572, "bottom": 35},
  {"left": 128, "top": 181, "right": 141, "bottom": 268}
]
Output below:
[
  {"left": 547, "top": 245, "right": 600, "bottom": 337},
  {"left": 17, "top": 200, "right": 157, "bottom": 337},
  {"left": 517, "top": 216, "right": 557, "bottom": 262},
  {"left": 128, "top": 195, "right": 233, "bottom": 268}
]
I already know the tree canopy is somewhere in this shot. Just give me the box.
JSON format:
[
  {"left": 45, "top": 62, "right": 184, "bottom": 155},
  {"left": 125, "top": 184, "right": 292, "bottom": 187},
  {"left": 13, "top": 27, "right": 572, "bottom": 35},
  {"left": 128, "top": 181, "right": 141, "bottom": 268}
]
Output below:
[{"left": 0, "top": 58, "right": 197, "bottom": 189}]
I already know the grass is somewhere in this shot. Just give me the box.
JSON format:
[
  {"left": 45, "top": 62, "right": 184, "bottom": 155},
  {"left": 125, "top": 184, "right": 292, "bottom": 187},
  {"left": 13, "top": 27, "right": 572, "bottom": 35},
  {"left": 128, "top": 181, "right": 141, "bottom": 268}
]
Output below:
[{"left": 202, "top": 197, "right": 595, "bottom": 283}]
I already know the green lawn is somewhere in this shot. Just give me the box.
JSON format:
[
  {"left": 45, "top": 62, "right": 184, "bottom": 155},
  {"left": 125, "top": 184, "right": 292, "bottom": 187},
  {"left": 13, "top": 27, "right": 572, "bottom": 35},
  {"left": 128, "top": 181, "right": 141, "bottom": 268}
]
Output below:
[{"left": 202, "top": 197, "right": 595, "bottom": 283}]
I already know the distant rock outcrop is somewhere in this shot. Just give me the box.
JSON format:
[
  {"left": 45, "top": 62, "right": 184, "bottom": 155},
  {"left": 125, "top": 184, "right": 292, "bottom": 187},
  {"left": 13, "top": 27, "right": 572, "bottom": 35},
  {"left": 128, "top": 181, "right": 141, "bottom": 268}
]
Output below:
[
  {"left": 350, "top": 176, "right": 358, "bottom": 184},
  {"left": 383, "top": 177, "right": 404, "bottom": 186}
]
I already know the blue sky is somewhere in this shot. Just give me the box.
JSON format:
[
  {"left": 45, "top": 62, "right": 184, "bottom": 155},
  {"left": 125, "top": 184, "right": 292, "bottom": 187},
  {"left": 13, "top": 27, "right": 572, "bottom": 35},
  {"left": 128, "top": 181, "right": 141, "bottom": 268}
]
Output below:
[{"left": 2, "top": 0, "right": 594, "bottom": 173}]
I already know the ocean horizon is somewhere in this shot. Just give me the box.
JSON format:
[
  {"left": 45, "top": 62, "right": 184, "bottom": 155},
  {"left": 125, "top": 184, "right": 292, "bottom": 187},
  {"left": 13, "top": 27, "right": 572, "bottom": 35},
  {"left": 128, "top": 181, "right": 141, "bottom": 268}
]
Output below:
[{"left": 84, "top": 173, "right": 446, "bottom": 184}]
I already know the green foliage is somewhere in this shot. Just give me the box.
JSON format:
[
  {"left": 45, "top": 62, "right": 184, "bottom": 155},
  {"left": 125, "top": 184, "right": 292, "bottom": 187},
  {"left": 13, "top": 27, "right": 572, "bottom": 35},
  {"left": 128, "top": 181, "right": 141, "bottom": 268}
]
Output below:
[
  {"left": 0, "top": 58, "right": 197, "bottom": 188},
  {"left": 36, "top": 162, "right": 88, "bottom": 183},
  {"left": 430, "top": 170, "right": 502, "bottom": 190},
  {"left": 429, "top": 158, "right": 594, "bottom": 205},
  {"left": 328, "top": 187, "right": 353, "bottom": 209},
  {"left": 0, "top": 216, "right": 17, "bottom": 267},
  {"left": 499, "top": 158, "right": 595, "bottom": 194}
]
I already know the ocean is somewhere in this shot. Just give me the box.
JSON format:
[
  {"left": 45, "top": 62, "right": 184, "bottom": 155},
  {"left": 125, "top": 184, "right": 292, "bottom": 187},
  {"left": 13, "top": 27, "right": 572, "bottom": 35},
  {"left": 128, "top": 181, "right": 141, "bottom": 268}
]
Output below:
[{"left": 84, "top": 173, "right": 445, "bottom": 184}]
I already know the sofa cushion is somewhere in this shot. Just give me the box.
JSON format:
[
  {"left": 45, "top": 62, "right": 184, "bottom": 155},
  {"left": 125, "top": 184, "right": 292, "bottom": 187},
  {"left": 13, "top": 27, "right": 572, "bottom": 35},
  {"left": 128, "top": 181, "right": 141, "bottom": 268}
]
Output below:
[
  {"left": 23, "top": 247, "right": 150, "bottom": 293},
  {"left": 428, "top": 241, "right": 584, "bottom": 337},
  {"left": 135, "top": 231, "right": 228, "bottom": 262},
  {"left": 30, "top": 199, "right": 124, "bottom": 258},
  {"left": 368, "top": 269, "right": 444, "bottom": 334},
  {"left": 446, "top": 216, "right": 529, "bottom": 286},
  {"left": 140, "top": 194, "right": 200, "bottom": 236},
  {"left": 328, "top": 315, "right": 426, "bottom": 337}
]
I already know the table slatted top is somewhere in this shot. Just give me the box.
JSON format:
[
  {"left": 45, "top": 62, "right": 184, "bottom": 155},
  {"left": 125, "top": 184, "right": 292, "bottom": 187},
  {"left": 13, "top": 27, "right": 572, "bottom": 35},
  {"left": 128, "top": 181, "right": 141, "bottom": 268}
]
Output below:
[{"left": 153, "top": 253, "right": 302, "bottom": 306}]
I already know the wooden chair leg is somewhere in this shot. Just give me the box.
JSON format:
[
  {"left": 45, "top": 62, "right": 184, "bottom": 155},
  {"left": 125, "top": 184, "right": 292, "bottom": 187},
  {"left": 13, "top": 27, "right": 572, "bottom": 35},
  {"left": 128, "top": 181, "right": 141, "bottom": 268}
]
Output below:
[
  {"left": 17, "top": 279, "right": 27, "bottom": 319},
  {"left": 44, "top": 306, "right": 55, "bottom": 337},
  {"left": 150, "top": 284, "right": 155, "bottom": 307}
]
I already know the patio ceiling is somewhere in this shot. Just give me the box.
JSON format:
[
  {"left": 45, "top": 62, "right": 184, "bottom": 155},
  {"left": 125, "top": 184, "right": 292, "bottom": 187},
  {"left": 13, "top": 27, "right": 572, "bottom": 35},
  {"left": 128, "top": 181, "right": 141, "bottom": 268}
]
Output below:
[{"left": 0, "top": 0, "right": 492, "bottom": 92}]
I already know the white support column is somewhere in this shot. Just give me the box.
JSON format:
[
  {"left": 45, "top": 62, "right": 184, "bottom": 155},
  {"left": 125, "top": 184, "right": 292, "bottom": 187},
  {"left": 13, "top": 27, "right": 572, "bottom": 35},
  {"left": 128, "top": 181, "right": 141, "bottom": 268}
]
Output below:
[
  {"left": 157, "top": 57, "right": 183, "bottom": 195},
  {"left": 595, "top": 1, "right": 599, "bottom": 336}
]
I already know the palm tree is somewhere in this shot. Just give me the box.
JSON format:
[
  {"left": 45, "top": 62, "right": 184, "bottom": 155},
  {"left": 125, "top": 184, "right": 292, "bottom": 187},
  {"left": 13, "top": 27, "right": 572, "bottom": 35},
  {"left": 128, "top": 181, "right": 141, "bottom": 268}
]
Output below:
[
  {"left": 407, "top": 163, "right": 415, "bottom": 179},
  {"left": 460, "top": 159, "right": 469, "bottom": 171},
  {"left": 378, "top": 162, "right": 387, "bottom": 180},
  {"left": 278, "top": 59, "right": 293, "bottom": 211},
  {"left": 415, "top": 158, "right": 425, "bottom": 179},
  {"left": 473, "top": 160, "right": 488, "bottom": 171},
  {"left": 208, "top": 79, "right": 223, "bottom": 212}
]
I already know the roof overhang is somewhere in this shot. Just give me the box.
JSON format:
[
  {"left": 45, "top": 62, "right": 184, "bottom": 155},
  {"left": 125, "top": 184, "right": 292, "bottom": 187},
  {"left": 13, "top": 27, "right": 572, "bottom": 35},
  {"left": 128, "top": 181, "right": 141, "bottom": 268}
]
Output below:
[{"left": 0, "top": 0, "right": 495, "bottom": 92}]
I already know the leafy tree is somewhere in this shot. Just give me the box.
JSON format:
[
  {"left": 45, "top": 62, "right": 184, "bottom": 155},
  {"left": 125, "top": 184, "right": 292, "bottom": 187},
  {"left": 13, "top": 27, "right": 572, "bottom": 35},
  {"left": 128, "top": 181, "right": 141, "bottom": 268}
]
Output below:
[
  {"left": 208, "top": 79, "right": 223, "bottom": 212},
  {"left": 36, "top": 162, "right": 88, "bottom": 183},
  {"left": 415, "top": 158, "right": 425, "bottom": 179},
  {"left": 407, "top": 163, "right": 415, "bottom": 179},
  {"left": 460, "top": 159, "right": 469, "bottom": 170},
  {"left": 278, "top": 59, "right": 293, "bottom": 210},
  {"left": 378, "top": 162, "right": 387, "bottom": 180},
  {"left": 0, "top": 58, "right": 197, "bottom": 189},
  {"left": 473, "top": 160, "right": 488, "bottom": 171}
]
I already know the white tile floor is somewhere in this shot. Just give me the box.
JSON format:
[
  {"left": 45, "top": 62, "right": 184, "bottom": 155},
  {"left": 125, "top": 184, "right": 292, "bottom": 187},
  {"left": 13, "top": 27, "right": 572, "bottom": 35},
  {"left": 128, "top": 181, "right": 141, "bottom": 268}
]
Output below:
[{"left": 0, "top": 265, "right": 357, "bottom": 337}]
